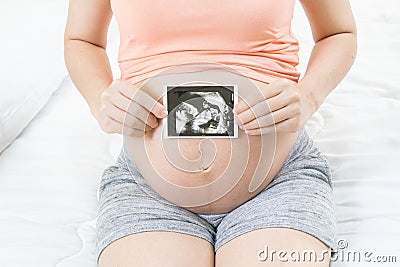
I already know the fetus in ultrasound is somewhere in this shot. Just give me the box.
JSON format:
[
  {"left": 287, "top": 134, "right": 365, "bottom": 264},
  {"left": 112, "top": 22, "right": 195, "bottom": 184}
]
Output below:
[{"left": 173, "top": 93, "right": 232, "bottom": 136}]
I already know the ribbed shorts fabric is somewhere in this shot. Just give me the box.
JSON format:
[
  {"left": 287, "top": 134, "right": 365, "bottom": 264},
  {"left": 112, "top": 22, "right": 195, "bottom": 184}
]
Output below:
[{"left": 95, "top": 127, "right": 336, "bottom": 263}]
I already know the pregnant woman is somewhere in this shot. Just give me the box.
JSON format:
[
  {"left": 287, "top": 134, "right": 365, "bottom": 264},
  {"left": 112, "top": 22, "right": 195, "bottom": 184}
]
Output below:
[{"left": 64, "top": 0, "right": 357, "bottom": 266}]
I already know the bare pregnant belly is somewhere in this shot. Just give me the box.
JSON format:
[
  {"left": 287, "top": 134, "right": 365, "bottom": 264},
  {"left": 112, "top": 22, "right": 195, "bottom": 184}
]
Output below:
[{"left": 124, "top": 70, "right": 300, "bottom": 214}]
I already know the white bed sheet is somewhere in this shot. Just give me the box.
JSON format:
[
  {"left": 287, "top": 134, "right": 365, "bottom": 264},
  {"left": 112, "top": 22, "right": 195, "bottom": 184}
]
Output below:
[
  {"left": 1, "top": 0, "right": 400, "bottom": 266},
  {"left": 0, "top": 76, "right": 123, "bottom": 266}
]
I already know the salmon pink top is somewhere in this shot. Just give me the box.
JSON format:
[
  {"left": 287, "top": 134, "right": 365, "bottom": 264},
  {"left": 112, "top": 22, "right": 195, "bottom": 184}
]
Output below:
[{"left": 110, "top": 0, "right": 300, "bottom": 85}]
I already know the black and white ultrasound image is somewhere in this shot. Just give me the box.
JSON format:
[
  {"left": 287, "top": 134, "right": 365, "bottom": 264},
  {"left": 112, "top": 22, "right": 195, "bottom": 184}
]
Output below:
[{"left": 166, "top": 85, "right": 237, "bottom": 137}]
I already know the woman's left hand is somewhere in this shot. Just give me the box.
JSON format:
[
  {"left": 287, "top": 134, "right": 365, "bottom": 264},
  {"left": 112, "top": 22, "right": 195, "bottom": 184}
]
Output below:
[{"left": 233, "top": 79, "right": 315, "bottom": 135}]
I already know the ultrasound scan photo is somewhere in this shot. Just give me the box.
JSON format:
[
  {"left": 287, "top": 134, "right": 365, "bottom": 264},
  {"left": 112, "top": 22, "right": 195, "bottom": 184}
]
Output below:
[{"left": 164, "top": 84, "right": 238, "bottom": 138}]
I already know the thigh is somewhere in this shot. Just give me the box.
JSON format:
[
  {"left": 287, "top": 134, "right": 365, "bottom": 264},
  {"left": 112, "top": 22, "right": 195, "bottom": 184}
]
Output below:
[
  {"left": 99, "top": 231, "right": 214, "bottom": 267},
  {"left": 215, "top": 227, "right": 330, "bottom": 267},
  {"left": 96, "top": 150, "right": 217, "bottom": 266},
  {"left": 214, "top": 128, "right": 336, "bottom": 266}
]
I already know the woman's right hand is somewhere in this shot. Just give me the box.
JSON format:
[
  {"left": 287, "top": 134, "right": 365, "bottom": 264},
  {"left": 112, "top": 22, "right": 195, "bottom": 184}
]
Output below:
[{"left": 91, "top": 79, "right": 168, "bottom": 137}]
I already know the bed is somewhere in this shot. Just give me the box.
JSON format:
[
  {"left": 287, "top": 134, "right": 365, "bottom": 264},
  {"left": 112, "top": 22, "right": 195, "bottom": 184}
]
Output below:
[{"left": 0, "top": 0, "right": 399, "bottom": 266}]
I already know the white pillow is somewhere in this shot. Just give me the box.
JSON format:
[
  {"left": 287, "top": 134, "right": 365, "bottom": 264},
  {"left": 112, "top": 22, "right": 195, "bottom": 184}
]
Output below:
[{"left": 0, "top": 0, "right": 69, "bottom": 153}]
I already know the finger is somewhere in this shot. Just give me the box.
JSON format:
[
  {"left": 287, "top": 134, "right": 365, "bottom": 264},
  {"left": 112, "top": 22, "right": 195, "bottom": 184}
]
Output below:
[
  {"left": 124, "top": 112, "right": 153, "bottom": 132},
  {"left": 107, "top": 104, "right": 152, "bottom": 132},
  {"left": 111, "top": 94, "right": 159, "bottom": 128},
  {"left": 129, "top": 103, "right": 159, "bottom": 129},
  {"left": 235, "top": 92, "right": 294, "bottom": 125},
  {"left": 233, "top": 83, "right": 283, "bottom": 114},
  {"left": 106, "top": 115, "right": 146, "bottom": 137},
  {"left": 239, "top": 104, "right": 296, "bottom": 130},
  {"left": 119, "top": 86, "right": 167, "bottom": 119},
  {"left": 244, "top": 117, "right": 300, "bottom": 135},
  {"left": 101, "top": 116, "right": 123, "bottom": 134}
]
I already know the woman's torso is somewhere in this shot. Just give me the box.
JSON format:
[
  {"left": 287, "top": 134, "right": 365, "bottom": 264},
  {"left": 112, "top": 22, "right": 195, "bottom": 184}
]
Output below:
[{"left": 113, "top": 0, "right": 302, "bottom": 214}]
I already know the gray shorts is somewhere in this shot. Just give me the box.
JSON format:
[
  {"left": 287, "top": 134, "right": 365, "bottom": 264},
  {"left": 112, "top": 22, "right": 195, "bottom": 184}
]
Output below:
[{"left": 95, "top": 128, "right": 336, "bottom": 263}]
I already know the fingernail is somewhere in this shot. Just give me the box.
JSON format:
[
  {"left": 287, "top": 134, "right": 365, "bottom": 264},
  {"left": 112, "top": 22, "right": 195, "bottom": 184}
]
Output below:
[
  {"left": 234, "top": 102, "right": 242, "bottom": 113},
  {"left": 152, "top": 120, "right": 159, "bottom": 128},
  {"left": 160, "top": 109, "right": 168, "bottom": 117},
  {"left": 234, "top": 115, "right": 242, "bottom": 125}
]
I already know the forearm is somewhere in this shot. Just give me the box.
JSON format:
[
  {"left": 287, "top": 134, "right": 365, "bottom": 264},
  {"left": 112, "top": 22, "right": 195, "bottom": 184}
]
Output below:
[
  {"left": 64, "top": 39, "right": 113, "bottom": 115},
  {"left": 297, "top": 32, "right": 357, "bottom": 112}
]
